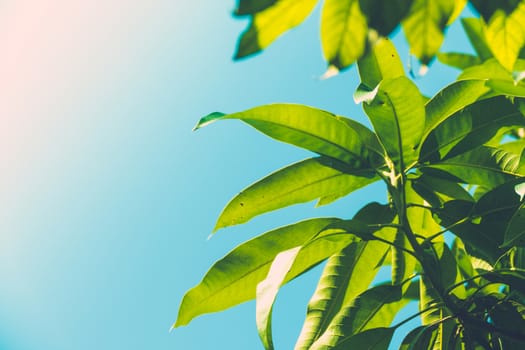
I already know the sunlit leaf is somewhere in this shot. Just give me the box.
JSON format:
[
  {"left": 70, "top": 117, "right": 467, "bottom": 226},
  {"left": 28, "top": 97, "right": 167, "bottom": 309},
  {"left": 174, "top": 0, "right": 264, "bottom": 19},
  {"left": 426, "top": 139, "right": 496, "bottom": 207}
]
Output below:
[
  {"left": 310, "top": 284, "right": 405, "bottom": 349},
  {"left": 357, "top": 38, "right": 405, "bottom": 89},
  {"left": 402, "top": 0, "right": 457, "bottom": 65},
  {"left": 321, "top": 0, "right": 367, "bottom": 70},
  {"left": 213, "top": 157, "right": 377, "bottom": 231},
  {"left": 195, "top": 104, "right": 369, "bottom": 166},
  {"left": 235, "top": 0, "right": 318, "bottom": 59},
  {"left": 174, "top": 218, "right": 340, "bottom": 327},
  {"left": 461, "top": 17, "right": 494, "bottom": 60},
  {"left": 437, "top": 52, "right": 481, "bottom": 70},
  {"left": 363, "top": 76, "right": 425, "bottom": 170}
]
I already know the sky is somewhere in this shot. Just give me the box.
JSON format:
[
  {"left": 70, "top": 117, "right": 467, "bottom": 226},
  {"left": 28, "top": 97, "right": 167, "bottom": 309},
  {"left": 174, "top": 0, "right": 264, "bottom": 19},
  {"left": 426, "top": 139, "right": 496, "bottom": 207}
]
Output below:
[{"left": 1, "top": 1, "right": 474, "bottom": 349}]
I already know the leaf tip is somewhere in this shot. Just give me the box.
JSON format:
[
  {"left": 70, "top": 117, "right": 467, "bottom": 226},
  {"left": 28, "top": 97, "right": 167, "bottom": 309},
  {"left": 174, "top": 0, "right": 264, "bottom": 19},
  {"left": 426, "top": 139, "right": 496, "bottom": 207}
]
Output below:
[
  {"left": 320, "top": 65, "right": 339, "bottom": 80},
  {"left": 193, "top": 112, "right": 227, "bottom": 131}
]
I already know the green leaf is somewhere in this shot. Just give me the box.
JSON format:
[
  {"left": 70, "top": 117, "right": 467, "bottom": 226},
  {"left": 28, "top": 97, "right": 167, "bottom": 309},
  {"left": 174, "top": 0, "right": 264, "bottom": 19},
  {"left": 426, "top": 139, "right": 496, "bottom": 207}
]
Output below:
[
  {"left": 234, "top": 0, "right": 318, "bottom": 59},
  {"left": 321, "top": 0, "right": 367, "bottom": 70},
  {"left": 173, "top": 218, "right": 339, "bottom": 327},
  {"left": 326, "top": 327, "right": 395, "bottom": 350},
  {"left": 420, "top": 96, "right": 525, "bottom": 163},
  {"left": 310, "top": 284, "right": 405, "bottom": 349},
  {"left": 411, "top": 174, "right": 473, "bottom": 208},
  {"left": 422, "top": 146, "right": 523, "bottom": 187},
  {"left": 234, "top": 0, "right": 277, "bottom": 16},
  {"left": 256, "top": 230, "right": 362, "bottom": 349},
  {"left": 482, "top": 269, "right": 525, "bottom": 294},
  {"left": 400, "top": 324, "right": 440, "bottom": 350},
  {"left": 458, "top": 58, "right": 514, "bottom": 80},
  {"left": 461, "top": 17, "right": 493, "bottom": 61},
  {"left": 402, "top": 0, "right": 457, "bottom": 65},
  {"left": 213, "top": 157, "right": 377, "bottom": 231},
  {"left": 363, "top": 76, "right": 425, "bottom": 169},
  {"left": 358, "top": 0, "right": 414, "bottom": 36},
  {"left": 357, "top": 38, "right": 405, "bottom": 89},
  {"left": 195, "top": 104, "right": 369, "bottom": 166},
  {"left": 504, "top": 201, "right": 525, "bottom": 247},
  {"left": 294, "top": 241, "right": 388, "bottom": 349},
  {"left": 422, "top": 79, "right": 488, "bottom": 143},
  {"left": 256, "top": 247, "right": 301, "bottom": 350},
  {"left": 483, "top": 1, "right": 525, "bottom": 71},
  {"left": 437, "top": 52, "right": 481, "bottom": 70}
]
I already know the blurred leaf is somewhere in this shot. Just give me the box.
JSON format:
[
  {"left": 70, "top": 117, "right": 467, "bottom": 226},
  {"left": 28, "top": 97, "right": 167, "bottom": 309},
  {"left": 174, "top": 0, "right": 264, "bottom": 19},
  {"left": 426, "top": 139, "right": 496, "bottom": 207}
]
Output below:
[
  {"left": 174, "top": 218, "right": 340, "bottom": 327},
  {"left": 482, "top": 269, "right": 525, "bottom": 294},
  {"left": 459, "top": 58, "right": 513, "bottom": 80},
  {"left": 461, "top": 17, "right": 494, "bottom": 60},
  {"left": 359, "top": 0, "right": 414, "bottom": 36},
  {"left": 213, "top": 157, "right": 377, "bottom": 231},
  {"left": 402, "top": 0, "right": 457, "bottom": 65},
  {"left": 294, "top": 240, "right": 388, "bottom": 349},
  {"left": 321, "top": 0, "right": 367, "bottom": 70},
  {"left": 195, "top": 104, "right": 370, "bottom": 166},
  {"left": 437, "top": 52, "right": 481, "bottom": 70},
  {"left": 310, "top": 284, "right": 405, "bottom": 349},
  {"left": 357, "top": 38, "right": 405, "bottom": 89},
  {"left": 483, "top": 1, "right": 525, "bottom": 71},
  {"left": 363, "top": 76, "right": 425, "bottom": 170},
  {"left": 420, "top": 96, "right": 525, "bottom": 162},
  {"left": 469, "top": 0, "right": 522, "bottom": 22},
  {"left": 234, "top": 0, "right": 277, "bottom": 16},
  {"left": 234, "top": 0, "right": 318, "bottom": 59}
]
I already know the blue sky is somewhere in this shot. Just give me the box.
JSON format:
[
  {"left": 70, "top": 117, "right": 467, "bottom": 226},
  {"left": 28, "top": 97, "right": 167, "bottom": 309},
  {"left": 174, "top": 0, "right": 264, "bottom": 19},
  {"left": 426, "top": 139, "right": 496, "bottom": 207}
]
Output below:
[{"left": 0, "top": 1, "right": 474, "bottom": 349}]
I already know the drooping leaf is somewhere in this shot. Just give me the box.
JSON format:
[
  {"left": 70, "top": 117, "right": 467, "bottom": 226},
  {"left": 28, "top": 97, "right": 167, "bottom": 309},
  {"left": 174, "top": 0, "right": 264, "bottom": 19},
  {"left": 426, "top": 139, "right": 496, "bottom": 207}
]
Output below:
[
  {"left": 234, "top": 0, "right": 318, "bottom": 59},
  {"left": 310, "top": 284, "right": 406, "bottom": 349},
  {"left": 482, "top": 1, "right": 525, "bottom": 71},
  {"left": 363, "top": 76, "right": 425, "bottom": 170},
  {"left": 234, "top": 0, "right": 277, "bottom": 16},
  {"left": 213, "top": 157, "right": 377, "bottom": 231},
  {"left": 294, "top": 241, "right": 388, "bottom": 349},
  {"left": 195, "top": 104, "right": 369, "bottom": 166},
  {"left": 461, "top": 17, "right": 493, "bottom": 61},
  {"left": 420, "top": 96, "right": 525, "bottom": 163},
  {"left": 358, "top": 0, "right": 414, "bottom": 36},
  {"left": 174, "top": 218, "right": 339, "bottom": 327},
  {"left": 422, "top": 146, "right": 523, "bottom": 188},
  {"left": 402, "top": 0, "right": 457, "bottom": 65},
  {"left": 321, "top": 0, "right": 367, "bottom": 70},
  {"left": 357, "top": 38, "right": 405, "bottom": 89},
  {"left": 256, "top": 230, "right": 363, "bottom": 349},
  {"left": 437, "top": 52, "right": 481, "bottom": 70}
]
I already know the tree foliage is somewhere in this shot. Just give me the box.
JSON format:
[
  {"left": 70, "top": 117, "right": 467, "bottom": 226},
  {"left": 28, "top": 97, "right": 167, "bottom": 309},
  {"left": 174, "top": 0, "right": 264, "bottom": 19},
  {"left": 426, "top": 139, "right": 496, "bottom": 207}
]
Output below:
[{"left": 175, "top": 1, "right": 525, "bottom": 348}]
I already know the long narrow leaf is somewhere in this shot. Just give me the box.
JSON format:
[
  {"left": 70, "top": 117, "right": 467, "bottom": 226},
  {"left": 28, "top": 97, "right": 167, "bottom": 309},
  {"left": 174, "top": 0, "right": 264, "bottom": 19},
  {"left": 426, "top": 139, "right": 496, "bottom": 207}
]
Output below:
[{"left": 173, "top": 218, "right": 339, "bottom": 327}]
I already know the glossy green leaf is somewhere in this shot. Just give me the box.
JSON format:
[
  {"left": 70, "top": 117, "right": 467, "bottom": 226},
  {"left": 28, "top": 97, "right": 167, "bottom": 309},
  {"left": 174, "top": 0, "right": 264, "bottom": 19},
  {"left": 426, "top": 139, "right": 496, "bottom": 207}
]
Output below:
[
  {"left": 359, "top": 0, "right": 414, "bottom": 36},
  {"left": 234, "top": 0, "right": 318, "bottom": 59},
  {"left": 213, "top": 157, "right": 377, "bottom": 231},
  {"left": 400, "top": 324, "right": 440, "bottom": 350},
  {"left": 422, "top": 79, "right": 488, "bottom": 143},
  {"left": 256, "top": 230, "right": 362, "bottom": 350},
  {"left": 411, "top": 174, "right": 473, "bottom": 208},
  {"left": 363, "top": 76, "right": 425, "bottom": 170},
  {"left": 173, "top": 218, "right": 339, "bottom": 327},
  {"left": 357, "top": 38, "right": 405, "bottom": 89},
  {"left": 487, "top": 79, "right": 525, "bottom": 97},
  {"left": 402, "top": 0, "right": 456, "bottom": 65},
  {"left": 422, "top": 146, "right": 523, "bottom": 187},
  {"left": 327, "top": 327, "right": 395, "bottom": 350},
  {"left": 321, "top": 0, "right": 367, "bottom": 70},
  {"left": 437, "top": 52, "right": 481, "bottom": 70},
  {"left": 234, "top": 0, "right": 277, "bottom": 16},
  {"left": 195, "top": 104, "right": 369, "bottom": 166},
  {"left": 461, "top": 17, "right": 493, "bottom": 61},
  {"left": 458, "top": 58, "right": 513, "bottom": 80},
  {"left": 420, "top": 96, "right": 525, "bottom": 163},
  {"left": 489, "top": 299, "right": 525, "bottom": 347},
  {"left": 294, "top": 241, "right": 388, "bottom": 349},
  {"left": 483, "top": 1, "right": 525, "bottom": 71},
  {"left": 310, "top": 284, "right": 405, "bottom": 349}
]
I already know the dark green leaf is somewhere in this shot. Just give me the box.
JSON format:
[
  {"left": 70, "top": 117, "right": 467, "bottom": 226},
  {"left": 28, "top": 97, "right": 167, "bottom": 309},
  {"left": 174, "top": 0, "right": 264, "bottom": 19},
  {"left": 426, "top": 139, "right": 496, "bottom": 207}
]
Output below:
[
  {"left": 234, "top": 0, "right": 318, "bottom": 59},
  {"left": 234, "top": 0, "right": 277, "bottom": 16},
  {"left": 400, "top": 324, "right": 440, "bottom": 350},
  {"left": 359, "top": 0, "right": 414, "bottom": 36},
  {"left": 213, "top": 157, "right": 377, "bottom": 231},
  {"left": 321, "top": 0, "right": 367, "bottom": 70},
  {"left": 173, "top": 218, "right": 339, "bottom": 327},
  {"left": 504, "top": 200, "right": 525, "bottom": 247},
  {"left": 330, "top": 327, "right": 395, "bottom": 350},
  {"left": 461, "top": 17, "right": 493, "bottom": 60}
]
